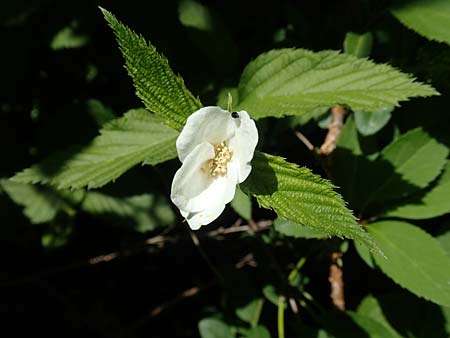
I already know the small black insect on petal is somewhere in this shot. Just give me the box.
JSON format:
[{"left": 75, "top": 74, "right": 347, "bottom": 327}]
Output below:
[{"left": 231, "top": 112, "right": 239, "bottom": 118}]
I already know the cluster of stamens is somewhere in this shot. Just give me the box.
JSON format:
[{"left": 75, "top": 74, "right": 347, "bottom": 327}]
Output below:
[{"left": 206, "top": 142, "right": 233, "bottom": 177}]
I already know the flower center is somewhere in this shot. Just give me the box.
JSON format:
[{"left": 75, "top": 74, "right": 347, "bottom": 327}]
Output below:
[{"left": 207, "top": 142, "right": 233, "bottom": 177}]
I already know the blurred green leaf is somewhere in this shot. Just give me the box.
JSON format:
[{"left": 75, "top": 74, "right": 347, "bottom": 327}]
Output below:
[
  {"left": 199, "top": 318, "right": 235, "bottom": 338},
  {"left": 385, "top": 161, "right": 450, "bottom": 219},
  {"left": 368, "top": 220, "right": 450, "bottom": 306},
  {"left": 274, "top": 218, "right": 326, "bottom": 239},
  {"left": 244, "top": 325, "right": 272, "bottom": 338},
  {"left": 359, "top": 292, "right": 450, "bottom": 338},
  {"left": 354, "top": 105, "right": 393, "bottom": 136},
  {"left": 231, "top": 186, "right": 252, "bottom": 220},
  {"left": 438, "top": 229, "right": 450, "bottom": 257},
  {"left": 235, "top": 298, "right": 264, "bottom": 327},
  {"left": 81, "top": 191, "right": 175, "bottom": 232},
  {"left": 42, "top": 224, "right": 73, "bottom": 249},
  {"left": 262, "top": 285, "right": 284, "bottom": 308},
  {"left": 343, "top": 32, "right": 373, "bottom": 58},
  {"left": 357, "top": 295, "right": 402, "bottom": 338},
  {"left": 391, "top": 0, "right": 450, "bottom": 45},
  {"left": 242, "top": 152, "right": 381, "bottom": 254},
  {"left": 178, "top": 1, "right": 237, "bottom": 73},
  {"left": 179, "top": 0, "right": 212, "bottom": 31},
  {"left": 101, "top": 8, "right": 202, "bottom": 130},
  {"left": 347, "top": 311, "right": 400, "bottom": 338},
  {"left": 86, "top": 99, "right": 116, "bottom": 127},
  {"left": 237, "top": 49, "right": 437, "bottom": 121},
  {"left": 51, "top": 23, "right": 89, "bottom": 50},
  {"left": 0, "top": 179, "right": 78, "bottom": 223},
  {"left": 354, "top": 241, "right": 375, "bottom": 268},
  {"left": 12, "top": 109, "right": 178, "bottom": 190}
]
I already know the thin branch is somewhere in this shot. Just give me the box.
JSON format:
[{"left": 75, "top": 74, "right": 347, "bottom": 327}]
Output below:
[
  {"left": 295, "top": 130, "right": 315, "bottom": 152},
  {"left": 318, "top": 105, "right": 348, "bottom": 311},
  {"left": 329, "top": 251, "right": 345, "bottom": 311},
  {"left": 320, "top": 105, "right": 347, "bottom": 155},
  {"left": 1, "top": 220, "right": 272, "bottom": 287}
]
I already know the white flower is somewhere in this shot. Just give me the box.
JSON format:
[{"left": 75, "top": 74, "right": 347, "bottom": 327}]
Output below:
[{"left": 170, "top": 106, "right": 258, "bottom": 230}]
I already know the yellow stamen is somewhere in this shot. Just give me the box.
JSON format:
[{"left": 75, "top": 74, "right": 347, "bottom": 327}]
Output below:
[{"left": 206, "top": 142, "right": 233, "bottom": 177}]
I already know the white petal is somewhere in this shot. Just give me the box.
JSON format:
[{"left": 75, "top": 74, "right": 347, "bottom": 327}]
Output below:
[
  {"left": 170, "top": 142, "right": 215, "bottom": 213},
  {"left": 176, "top": 106, "right": 237, "bottom": 162},
  {"left": 228, "top": 110, "right": 259, "bottom": 183},
  {"left": 180, "top": 161, "right": 240, "bottom": 230}
]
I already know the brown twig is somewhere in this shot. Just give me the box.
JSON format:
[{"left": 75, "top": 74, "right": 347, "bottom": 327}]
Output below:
[
  {"left": 295, "top": 130, "right": 315, "bottom": 152},
  {"left": 319, "top": 105, "right": 347, "bottom": 311},
  {"left": 320, "top": 105, "right": 347, "bottom": 156},
  {"left": 329, "top": 251, "right": 345, "bottom": 311}
]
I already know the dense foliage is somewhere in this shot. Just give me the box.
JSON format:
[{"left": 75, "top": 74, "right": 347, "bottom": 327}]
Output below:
[{"left": 2, "top": 1, "right": 450, "bottom": 337}]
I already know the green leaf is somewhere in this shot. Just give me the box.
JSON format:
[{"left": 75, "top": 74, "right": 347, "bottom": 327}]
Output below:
[
  {"left": 354, "top": 105, "right": 393, "bottom": 136},
  {"left": 50, "top": 22, "right": 89, "bottom": 50},
  {"left": 438, "top": 230, "right": 450, "bottom": 257},
  {"left": 199, "top": 318, "right": 235, "bottom": 338},
  {"left": 42, "top": 225, "right": 73, "bottom": 249},
  {"left": 364, "top": 128, "right": 448, "bottom": 205},
  {"left": 217, "top": 87, "right": 239, "bottom": 110},
  {"left": 178, "top": 0, "right": 237, "bottom": 73},
  {"left": 231, "top": 186, "right": 252, "bottom": 220},
  {"left": 391, "top": 0, "right": 450, "bottom": 45},
  {"left": 385, "top": 161, "right": 450, "bottom": 219},
  {"left": 241, "top": 152, "right": 381, "bottom": 254},
  {"left": 367, "top": 220, "right": 450, "bottom": 306},
  {"left": 81, "top": 191, "right": 175, "bottom": 232},
  {"left": 343, "top": 32, "right": 373, "bottom": 58},
  {"left": 347, "top": 312, "right": 400, "bottom": 338},
  {"left": 0, "top": 179, "right": 77, "bottom": 224},
  {"left": 274, "top": 218, "right": 326, "bottom": 239},
  {"left": 86, "top": 99, "right": 116, "bottom": 127},
  {"left": 359, "top": 292, "right": 450, "bottom": 338},
  {"left": 354, "top": 241, "right": 375, "bottom": 268},
  {"left": 244, "top": 326, "right": 272, "bottom": 338},
  {"left": 357, "top": 295, "right": 402, "bottom": 338},
  {"left": 235, "top": 298, "right": 264, "bottom": 327},
  {"left": 101, "top": 8, "right": 202, "bottom": 130},
  {"left": 12, "top": 109, "right": 179, "bottom": 190},
  {"left": 262, "top": 285, "right": 282, "bottom": 307},
  {"left": 236, "top": 49, "right": 438, "bottom": 120}
]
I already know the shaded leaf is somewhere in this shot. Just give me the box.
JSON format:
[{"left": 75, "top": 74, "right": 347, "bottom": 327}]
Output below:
[
  {"left": 363, "top": 128, "right": 448, "bottom": 206},
  {"left": 199, "top": 318, "right": 235, "bottom": 338},
  {"left": 384, "top": 161, "right": 450, "bottom": 219},
  {"left": 368, "top": 220, "right": 450, "bottom": 306},
  {"left": 244, "top": 325, "right": 272, "bottom": 338},
  {"left": 357, "top": 295, "right": 402, "bottom": 338},
  {"left": 12, "top": 109, "right": 178, "bottom": 190},
  {"left": 354, "top": 105, "right": 393, "bottom": 136},
  {"left": 231, "top": 186, "right": 252, "bottom": 220},
  {"left": 274, "top": 218, "right": 326, "bottom": 239},
  {"left": 347, "top": 312, "right": 400, "bottom": 338},
  {"left": 235, "top": 298, "right": 264, "bottom": 327},
  {"left": 81, "top": 191, "right": 175, "bottom": 232},
  {"left": 0, "top": 179, "right": 77, "bottom": 224}
]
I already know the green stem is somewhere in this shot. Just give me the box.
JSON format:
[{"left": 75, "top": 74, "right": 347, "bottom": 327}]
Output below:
[
  {"left": 278, "top": 295, "right": 286, "bottom": 338},
  {"left": 288, "top": 256, "right": 306, "bottom": 281}
]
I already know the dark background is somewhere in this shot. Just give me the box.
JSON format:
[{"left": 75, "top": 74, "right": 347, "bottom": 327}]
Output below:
[{"left": 1, "top": 1, "right": 449, "bottom": 337}]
